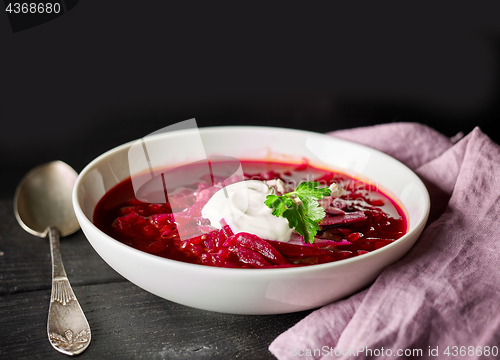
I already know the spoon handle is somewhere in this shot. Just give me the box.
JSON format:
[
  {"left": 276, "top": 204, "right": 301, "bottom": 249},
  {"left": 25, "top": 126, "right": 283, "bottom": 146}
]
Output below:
[{"left": 47, "top": 226, "right": 91, "bottom": 355}]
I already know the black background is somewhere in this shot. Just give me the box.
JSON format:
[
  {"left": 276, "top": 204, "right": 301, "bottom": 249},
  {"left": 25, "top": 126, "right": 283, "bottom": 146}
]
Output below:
[{"left": 1, "top": 2, "right": 500, "bottom": 196}]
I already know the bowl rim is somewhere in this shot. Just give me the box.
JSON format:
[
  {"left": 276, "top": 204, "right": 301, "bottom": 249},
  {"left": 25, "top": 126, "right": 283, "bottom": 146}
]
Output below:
[{"left": 72, "top": 125, "right": 430, "bottom": 276}]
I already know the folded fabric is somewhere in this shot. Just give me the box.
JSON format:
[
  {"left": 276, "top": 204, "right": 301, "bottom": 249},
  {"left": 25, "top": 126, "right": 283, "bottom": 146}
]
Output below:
[{"left": 270, "top": 123, "right": 500, "bottom": 360}]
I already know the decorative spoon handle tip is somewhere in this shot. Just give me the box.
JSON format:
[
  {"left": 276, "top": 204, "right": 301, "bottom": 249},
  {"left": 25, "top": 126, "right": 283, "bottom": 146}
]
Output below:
[{"left": 47, "top": 227, "right": 91, "bottom": 356}]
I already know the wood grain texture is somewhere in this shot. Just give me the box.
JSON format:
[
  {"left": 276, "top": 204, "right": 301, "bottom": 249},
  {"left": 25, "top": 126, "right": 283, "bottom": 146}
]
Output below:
[
  {"left": 0, "top": 282, "right": 313, "bottom": 359},
  {"left": 0, "top": 199, "right": 313, "bottom": 359},
  {"left": 0, "top": 199, "right": 126, "bottom": 296}
]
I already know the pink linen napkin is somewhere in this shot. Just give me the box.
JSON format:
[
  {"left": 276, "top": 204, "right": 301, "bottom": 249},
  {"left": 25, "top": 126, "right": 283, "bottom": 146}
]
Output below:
[{"left": 270, "top": 123, "right": 500, "bottom": 360}]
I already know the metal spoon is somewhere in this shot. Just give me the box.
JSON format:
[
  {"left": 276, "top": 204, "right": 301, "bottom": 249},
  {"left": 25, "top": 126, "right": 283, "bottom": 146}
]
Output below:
[{"left": 14, "top": 161, "right": 91, "bottom": 356}]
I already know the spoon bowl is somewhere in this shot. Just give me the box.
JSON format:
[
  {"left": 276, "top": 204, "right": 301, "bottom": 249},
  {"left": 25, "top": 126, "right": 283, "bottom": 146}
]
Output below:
[
  {"left": 15, "top": 161, "right": 80, "bottom": 237},
  {"left": 14, "top": 161, "right": 91, "bottom": 356}
]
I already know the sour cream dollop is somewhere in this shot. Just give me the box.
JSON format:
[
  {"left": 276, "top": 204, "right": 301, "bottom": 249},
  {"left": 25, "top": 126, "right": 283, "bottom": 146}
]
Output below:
[{"left": 201, "top": 180, "right": 293, "bottom": 242}]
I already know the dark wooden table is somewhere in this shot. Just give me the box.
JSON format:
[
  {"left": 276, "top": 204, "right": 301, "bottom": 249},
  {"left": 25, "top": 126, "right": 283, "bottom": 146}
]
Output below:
[
  {"left": 4, "top": 167, "right": 337, "bottom": 360},
  {"left": 0, "top": 194, "right": 317, "bottom": 359}
]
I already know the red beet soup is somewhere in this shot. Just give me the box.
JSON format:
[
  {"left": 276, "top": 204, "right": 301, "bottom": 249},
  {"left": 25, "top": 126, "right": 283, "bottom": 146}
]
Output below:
[{"left": 93, "top": 160, "right": 407, "bottom": 268}]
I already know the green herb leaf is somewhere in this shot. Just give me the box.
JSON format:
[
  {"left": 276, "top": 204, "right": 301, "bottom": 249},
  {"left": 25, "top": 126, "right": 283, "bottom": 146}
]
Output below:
[{"left": 265, "top": 181, "right": 331, "bottom": 244}]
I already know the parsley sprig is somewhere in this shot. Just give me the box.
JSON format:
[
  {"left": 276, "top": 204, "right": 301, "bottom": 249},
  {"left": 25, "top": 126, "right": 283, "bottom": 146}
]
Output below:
[{"left": 264, "top": 181, "right": 331, "bottom": 244}]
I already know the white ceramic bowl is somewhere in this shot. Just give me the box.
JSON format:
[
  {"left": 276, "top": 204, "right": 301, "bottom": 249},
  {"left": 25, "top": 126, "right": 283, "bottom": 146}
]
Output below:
[{"left": 73, "top": 126, "right": 429, "bottom": 315}]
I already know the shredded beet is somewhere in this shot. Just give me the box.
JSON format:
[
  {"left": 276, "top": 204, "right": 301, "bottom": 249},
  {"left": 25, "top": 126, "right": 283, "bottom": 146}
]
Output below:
[
  {"left": 224, "top": 233, "right": 288, "bottom": 265},
  {"left": 93, "top": 160, "right": 407, "bottom": 268},
  {"left": 320, "top": 211, "right": 367, "bottom": 225}
]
